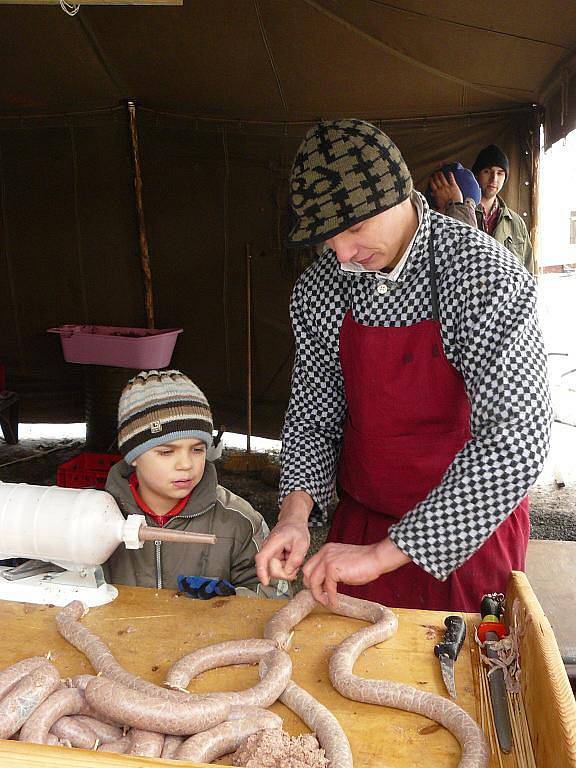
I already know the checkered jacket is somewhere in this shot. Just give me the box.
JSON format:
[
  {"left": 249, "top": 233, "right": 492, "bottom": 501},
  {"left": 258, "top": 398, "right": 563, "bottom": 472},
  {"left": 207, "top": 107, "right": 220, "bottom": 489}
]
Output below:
[{"left": 279, "top": 194, "right": 552, "bottom": 580}]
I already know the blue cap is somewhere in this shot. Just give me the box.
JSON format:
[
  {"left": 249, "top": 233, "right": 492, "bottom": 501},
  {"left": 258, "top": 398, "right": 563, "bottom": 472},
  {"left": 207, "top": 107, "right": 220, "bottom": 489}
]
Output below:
[{"left": 425, "top": 162, "right": 481, "bottom": 207}]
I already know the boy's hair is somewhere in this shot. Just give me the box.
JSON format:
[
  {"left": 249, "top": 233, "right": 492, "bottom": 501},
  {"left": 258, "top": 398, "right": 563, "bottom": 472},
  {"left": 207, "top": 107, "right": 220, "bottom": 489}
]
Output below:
[{"left": 117, "top": 370, "right": 213, "bottom": 464}]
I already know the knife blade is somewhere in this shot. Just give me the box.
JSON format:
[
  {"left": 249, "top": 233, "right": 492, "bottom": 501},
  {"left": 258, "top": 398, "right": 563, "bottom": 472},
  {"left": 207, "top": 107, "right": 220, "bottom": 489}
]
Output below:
[
  {"left": 434, "top": 615, "right": 466, "bottom": 699},
  {"left": 478, "top": 593, "right": 513, "bottom": 754}
]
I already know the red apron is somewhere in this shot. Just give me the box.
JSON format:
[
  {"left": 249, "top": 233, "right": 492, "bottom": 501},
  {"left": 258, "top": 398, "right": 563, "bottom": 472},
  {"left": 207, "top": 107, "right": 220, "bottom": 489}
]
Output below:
[{"left": 328, "top": 241, "right": 529, "bottom": 612}]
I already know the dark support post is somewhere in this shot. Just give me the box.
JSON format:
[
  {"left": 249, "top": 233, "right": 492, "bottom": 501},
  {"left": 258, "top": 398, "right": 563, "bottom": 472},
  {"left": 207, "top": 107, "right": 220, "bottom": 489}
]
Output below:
[
  {"left": 127, "top": 100, "right": 155, "bottom": 329},
  {"left": 246, "top": 242, "right": 253, "bottom": 455}
]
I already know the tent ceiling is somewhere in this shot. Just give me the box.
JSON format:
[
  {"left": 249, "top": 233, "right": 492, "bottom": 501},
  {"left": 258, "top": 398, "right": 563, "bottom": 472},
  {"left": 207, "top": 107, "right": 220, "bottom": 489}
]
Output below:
[{"left": 0, "top": 0, "right": 574, "bottom": 124}]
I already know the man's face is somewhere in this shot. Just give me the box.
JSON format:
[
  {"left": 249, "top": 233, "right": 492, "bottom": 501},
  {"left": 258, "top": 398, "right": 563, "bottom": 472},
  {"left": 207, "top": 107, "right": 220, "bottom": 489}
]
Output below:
[
  {"left": 476, "top": 166, "right": 506, "bottom": 201},
  {"left": 325, "top": 198, "right": 417, "bottom": 272}
]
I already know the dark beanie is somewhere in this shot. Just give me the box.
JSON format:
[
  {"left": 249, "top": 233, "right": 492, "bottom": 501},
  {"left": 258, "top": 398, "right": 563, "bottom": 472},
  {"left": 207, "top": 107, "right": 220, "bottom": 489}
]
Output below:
[{"left": 472, "top": 145, "right": 509, "bottom": 180}]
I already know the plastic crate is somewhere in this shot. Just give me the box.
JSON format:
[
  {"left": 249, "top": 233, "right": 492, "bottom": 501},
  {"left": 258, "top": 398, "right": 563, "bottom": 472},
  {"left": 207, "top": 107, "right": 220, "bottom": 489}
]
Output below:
[
  {"left": 56, "top": 452, "right": 122, "bottom": 490},
  {"left": 47, "top": 325, "right": 183, "bottom": 369}
]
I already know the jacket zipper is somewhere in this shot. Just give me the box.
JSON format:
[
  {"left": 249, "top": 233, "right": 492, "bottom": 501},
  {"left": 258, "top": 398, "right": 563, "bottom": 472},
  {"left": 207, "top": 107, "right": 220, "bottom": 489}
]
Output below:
[
  {"left": 155, "top": 541, "right": 162, "bottom": 589},
  {"left": 153, "top": 504, "right": 214, "bottom": 589}
]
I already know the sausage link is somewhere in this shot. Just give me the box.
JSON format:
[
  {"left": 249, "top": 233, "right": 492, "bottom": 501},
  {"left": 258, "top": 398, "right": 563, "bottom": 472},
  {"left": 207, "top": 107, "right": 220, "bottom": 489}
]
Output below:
[
  {"left": 85, "top": 676, "right": 230, "bottom": 735},
  {"left": 161, "top": 734, "right": 184, "bottom": 759},
  {"left": 128, "top": 728, "right": 164, "bottom": 757},
  {"left": 165, "top": 641, "right": 291, "bottom": 707},
  {"left": 74, "top": 715, "right": 123, "bottom": 743},
  {"left": 57, "top": 601, "right": 187, "bottom": 702},
  {"left": 278, "top": 679, "right": 353, "bottom": 768},
  {"left": 97, "top": 735, "right": 131, "bottom": 753},
  {"left": 176, "top": 713, "right": 281, "bottom": 763},
  {"left": 0, "top": 657, "right": 51, "bottom": 700},
  {"left": 19, "top": 687, "right": 88, "bottom": 744},
  {"left": 227, "top": 705, "right": 283, "bottom": 726},
  {"left": 64, "top": 674, "right": 95, "bottom": 692},
  {"left": 166, "top": 639, "right": 276, "bottom": 689},
  {"left": 263, "top": 589, "right": 317, "bottom": 649},
  {"left": 0, "top": 662, "right": 61, "bottom": 739},
  {"left": 51, "top": 716, "right": 99, "bottom": 749}
]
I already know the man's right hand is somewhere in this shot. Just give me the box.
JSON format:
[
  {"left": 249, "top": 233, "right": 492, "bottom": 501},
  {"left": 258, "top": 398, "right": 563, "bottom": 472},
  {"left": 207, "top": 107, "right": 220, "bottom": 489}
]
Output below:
[{"left": 255, "top": 491, "right": 313, "bottom": 586}]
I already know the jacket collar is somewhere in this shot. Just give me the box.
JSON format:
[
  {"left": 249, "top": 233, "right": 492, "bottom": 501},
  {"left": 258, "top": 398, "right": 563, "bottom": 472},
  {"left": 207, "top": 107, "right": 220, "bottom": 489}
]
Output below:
[{"left": 497, "top": 195, "right": 513, "bottom": 220}]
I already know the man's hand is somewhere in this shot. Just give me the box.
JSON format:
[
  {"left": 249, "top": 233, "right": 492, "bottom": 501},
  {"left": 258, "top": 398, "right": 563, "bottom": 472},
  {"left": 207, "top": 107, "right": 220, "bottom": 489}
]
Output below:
[
  {"left": 429, "top": 171, "right": 462, "bottom": 213},
  {"left": 302, "top": 537, "right": 411, "bottom": 608},
  {"left": 255, "top": 491, "right": 312, "bottom": 586}
]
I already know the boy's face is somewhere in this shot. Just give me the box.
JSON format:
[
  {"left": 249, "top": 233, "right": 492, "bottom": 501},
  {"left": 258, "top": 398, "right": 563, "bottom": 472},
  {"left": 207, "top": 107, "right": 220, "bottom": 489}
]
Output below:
[{"left": 131, "top": 437, "right": 207, "bottom": 512}]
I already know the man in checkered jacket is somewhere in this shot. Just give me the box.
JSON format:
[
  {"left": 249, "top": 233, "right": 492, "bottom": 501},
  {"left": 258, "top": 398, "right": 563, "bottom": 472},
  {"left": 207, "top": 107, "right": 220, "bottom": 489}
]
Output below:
[{"left": 256, "top": 119, "right": 552, "bottom": 612}]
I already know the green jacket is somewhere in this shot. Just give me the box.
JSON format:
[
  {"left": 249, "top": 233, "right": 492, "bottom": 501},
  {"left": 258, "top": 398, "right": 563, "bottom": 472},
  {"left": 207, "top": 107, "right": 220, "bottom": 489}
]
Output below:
[
  {"left": 477, "top": 196, "right": 534, "bottom": 274},
  {"left": 103, "top": 460, "right": 289, "bottom": 599}
]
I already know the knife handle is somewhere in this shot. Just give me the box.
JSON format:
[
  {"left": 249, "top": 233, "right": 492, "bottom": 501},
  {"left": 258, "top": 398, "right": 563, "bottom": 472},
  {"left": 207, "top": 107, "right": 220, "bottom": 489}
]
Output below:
[
  {"left": 481, "top": 593, "right": 504, "bottom": 620},
  {"left": 434, "top": 615, "right": 466, "bottom": 661}
]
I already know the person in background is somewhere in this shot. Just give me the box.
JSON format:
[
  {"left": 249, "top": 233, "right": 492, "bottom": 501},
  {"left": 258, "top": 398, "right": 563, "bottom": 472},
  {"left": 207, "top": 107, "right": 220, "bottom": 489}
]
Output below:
[
  {"left": 472, "top": 144, "right": 535, "bottom": 274},
  {"left": 104, "top": 369, "right": 289, "bottom": 599},
  {"left": 425, "top": 161, "right": 481, "bottom": 228},
  {"left": 255, "top": 119, "right": 551, "bottom": 612}
]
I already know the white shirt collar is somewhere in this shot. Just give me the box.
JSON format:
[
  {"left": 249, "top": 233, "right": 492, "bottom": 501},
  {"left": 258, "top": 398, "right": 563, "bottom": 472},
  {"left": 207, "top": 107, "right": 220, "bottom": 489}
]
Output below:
[{"left": 337, "top": 193, "right": 423, "bottom": 282}]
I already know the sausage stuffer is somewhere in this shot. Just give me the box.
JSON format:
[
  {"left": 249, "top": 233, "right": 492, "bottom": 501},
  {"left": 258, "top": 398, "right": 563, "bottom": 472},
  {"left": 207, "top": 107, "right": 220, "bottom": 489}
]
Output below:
[{"left": 0, "top": 482, "right": 216, "bottom": 607}]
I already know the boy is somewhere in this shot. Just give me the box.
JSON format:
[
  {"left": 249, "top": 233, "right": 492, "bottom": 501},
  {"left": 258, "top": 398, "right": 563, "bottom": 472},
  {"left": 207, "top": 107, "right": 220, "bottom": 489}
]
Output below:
[{"left": 104, "top": 369, "right": 288, "bottom": 598}]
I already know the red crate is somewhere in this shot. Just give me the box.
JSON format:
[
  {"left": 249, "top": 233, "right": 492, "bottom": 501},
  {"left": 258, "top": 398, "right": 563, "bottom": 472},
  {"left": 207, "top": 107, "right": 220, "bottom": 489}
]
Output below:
[{"left": 56, "top": 452, "right": 121, "bottom": 490}]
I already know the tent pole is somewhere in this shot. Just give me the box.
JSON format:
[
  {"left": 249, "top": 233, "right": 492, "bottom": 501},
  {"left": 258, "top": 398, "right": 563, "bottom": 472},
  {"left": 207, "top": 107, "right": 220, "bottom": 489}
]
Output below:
[
  {"left": 127, "top": 100, "right": 155, "bottom": 329},
  {"left": 246, "top": 242, "right": 253, "bottom": 455},
  {"left": 530, "top": 108, "right": 544, "bottom": 275},
  {"left": 222, "top": 243, "right": 271, "bottom": 473}
]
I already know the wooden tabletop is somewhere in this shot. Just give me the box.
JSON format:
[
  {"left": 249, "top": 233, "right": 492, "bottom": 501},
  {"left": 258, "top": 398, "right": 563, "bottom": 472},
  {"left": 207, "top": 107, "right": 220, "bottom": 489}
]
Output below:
[{"left": 0, "top": 586, "right": 484, "bottom": 768}]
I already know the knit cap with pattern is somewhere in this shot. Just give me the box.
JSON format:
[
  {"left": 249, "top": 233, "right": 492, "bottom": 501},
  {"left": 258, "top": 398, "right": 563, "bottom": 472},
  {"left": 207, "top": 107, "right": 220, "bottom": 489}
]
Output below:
[
  {"left": 117, "top": 370, "right": 213, "bottom": 464},
  {"left": 288, "top": 119, "right": 413, "bottom": 246}
]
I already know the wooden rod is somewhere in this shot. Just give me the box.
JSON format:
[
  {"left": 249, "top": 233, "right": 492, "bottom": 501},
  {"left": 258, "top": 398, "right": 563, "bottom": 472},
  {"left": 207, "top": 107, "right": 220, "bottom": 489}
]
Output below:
[
  {"left": 246, "top": 243, "right": 253, "bottom": 454},
  {"left": 139, "top": 526, "right": 216, "bottom": 545},
  {"left": 127, "top": 100, "right": 155, "bottom": 329}
]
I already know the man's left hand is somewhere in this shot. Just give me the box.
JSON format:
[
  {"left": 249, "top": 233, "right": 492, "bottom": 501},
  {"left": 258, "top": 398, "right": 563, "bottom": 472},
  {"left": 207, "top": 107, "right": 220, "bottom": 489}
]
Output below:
[{"left": 302, "top": 537, "right": 411, "bottom": 608}]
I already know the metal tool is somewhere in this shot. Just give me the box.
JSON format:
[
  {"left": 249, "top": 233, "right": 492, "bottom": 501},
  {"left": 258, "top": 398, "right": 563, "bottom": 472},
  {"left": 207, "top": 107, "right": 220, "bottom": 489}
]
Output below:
[
  {"left": 478, "top": 593, "right": 513, "bottom": 754},
  {"left": 434, "top": 615, "right": 466, "bottom": 699}
]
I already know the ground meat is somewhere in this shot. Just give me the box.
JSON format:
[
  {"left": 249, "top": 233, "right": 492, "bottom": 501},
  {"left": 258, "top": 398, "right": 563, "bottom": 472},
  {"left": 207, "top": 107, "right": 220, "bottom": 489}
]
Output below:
[{"left": 231, "top": 729, "right": 327, "bottom": 768}]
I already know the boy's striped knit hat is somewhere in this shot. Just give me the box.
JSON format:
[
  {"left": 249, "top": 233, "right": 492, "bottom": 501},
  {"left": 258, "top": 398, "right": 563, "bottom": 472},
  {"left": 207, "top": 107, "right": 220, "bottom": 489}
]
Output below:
[{"left": 118, "top": 370, "right": 213, "bottom": 464}]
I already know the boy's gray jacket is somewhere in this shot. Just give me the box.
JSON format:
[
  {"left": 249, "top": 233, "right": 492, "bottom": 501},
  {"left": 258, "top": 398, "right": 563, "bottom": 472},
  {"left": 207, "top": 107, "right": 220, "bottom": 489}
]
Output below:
[{"left": 103, "top": 460, "right": 288, "bottom": 598}]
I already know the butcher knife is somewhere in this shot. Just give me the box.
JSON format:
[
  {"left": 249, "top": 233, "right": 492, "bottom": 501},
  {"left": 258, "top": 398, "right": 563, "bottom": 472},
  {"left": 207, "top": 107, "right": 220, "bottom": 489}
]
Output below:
[{"left": 434, "top": 615, "right": 466, "bottom": 699}]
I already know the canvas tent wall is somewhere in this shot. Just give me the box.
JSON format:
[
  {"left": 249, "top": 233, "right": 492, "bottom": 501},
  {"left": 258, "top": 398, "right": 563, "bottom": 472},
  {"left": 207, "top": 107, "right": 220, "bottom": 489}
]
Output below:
[{"left": 0, "top": 1, "right": 575, "bottom": 437}]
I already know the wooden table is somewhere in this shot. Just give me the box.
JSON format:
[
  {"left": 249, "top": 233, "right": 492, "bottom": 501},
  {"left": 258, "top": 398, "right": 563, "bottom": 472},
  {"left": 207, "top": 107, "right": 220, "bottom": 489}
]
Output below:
[
  {"left": 0, "top": 575, "right": 575, "bottom": 768},
  {"left": 0, "top": 585, "right": 482, "bottom": 768}
]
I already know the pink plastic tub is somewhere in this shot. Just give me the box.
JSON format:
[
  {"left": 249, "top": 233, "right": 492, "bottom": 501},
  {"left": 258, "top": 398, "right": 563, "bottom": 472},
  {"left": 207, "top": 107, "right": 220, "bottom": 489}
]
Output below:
[{"left": 47, "top": 325, "right": 183, "bottom": 369}]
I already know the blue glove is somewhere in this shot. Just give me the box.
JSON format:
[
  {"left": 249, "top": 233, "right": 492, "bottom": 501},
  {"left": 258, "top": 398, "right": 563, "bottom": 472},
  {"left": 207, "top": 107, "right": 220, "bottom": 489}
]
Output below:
[{"left": 177, "top": 575, "right": 236, "bottom": 600}]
